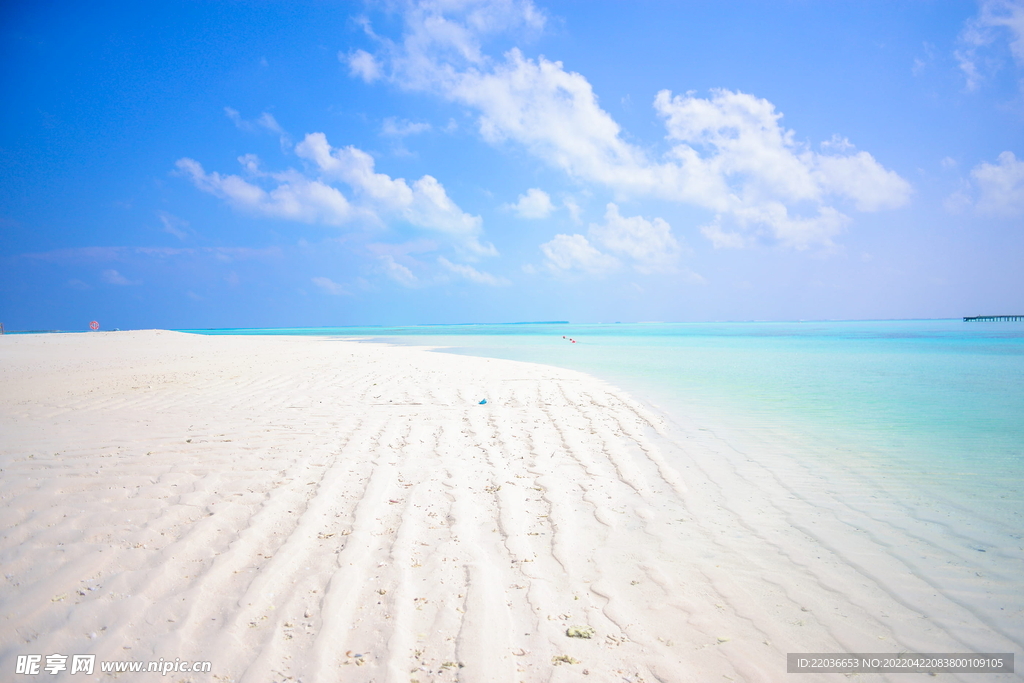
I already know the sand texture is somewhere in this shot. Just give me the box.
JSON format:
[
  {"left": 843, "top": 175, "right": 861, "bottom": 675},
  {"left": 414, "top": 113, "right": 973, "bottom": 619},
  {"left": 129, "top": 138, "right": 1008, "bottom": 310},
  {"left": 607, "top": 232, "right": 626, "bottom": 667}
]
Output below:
[{"left": 1, "top": 331, "right": 1020, "bottom": 682}]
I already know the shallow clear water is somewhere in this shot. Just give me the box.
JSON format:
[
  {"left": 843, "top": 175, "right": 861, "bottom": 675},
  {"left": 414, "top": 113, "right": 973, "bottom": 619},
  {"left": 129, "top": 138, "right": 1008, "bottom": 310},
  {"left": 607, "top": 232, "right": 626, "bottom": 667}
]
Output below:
[{"left": 186, "top": 319, "right": 1024, "bottom": 516}]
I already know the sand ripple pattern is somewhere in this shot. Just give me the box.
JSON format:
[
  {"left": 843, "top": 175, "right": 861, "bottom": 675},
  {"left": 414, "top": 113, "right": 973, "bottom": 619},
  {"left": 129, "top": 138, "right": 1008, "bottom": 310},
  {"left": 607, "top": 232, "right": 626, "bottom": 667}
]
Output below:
[{"left": 0, "top": 331, "right": 1020, "bottom": 683}]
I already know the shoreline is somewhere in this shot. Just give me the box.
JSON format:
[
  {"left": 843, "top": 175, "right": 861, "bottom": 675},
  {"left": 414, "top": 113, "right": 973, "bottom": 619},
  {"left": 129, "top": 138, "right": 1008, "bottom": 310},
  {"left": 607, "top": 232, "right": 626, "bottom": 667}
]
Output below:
[{"left": 1, "top": 330, "right": 1019, "bottom": 682}]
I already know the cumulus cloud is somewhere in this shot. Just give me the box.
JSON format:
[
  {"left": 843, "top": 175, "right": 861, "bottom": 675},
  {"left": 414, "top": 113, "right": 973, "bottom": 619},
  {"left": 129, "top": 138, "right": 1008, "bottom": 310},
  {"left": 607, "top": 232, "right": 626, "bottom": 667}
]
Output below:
[
  {"left": 353, "top": 0, "right": 911, "bottom": 250},
  {"left": 376, "top": 0, "right": 546, "bottom": 90},
  {"left": 505, "top": 187, "right": 555, "bottom": 218},
  {"left": 347, "top": 49, "right": 382, "bottom": 82},
  {"left": 975, "top": 155, "right": 1024, "bottom": 215},
  {"left": 969, "top": 151, "right": 1024, "bottom": 215},
  {"left": 540, "top": 233, "right": 618, "bottom": 273},
  {"left": 653, "top": 89, "right": 910, "bottom": 247},
  {"left": 312, "top": 276, "right": 349, "bottom": 295},
  {"left": 539, "top": 204, "right": 683, "bottom": 274},
  {"left": 177, "top": 132, "right": 494, "bottom": 257},
  {"left": 294, "top": 132, "right": 495, "bottom": 256},
  {"left": 814, "top": 151, "right": 911, "bottom": 211},
  {"left": 588, "top": 203, "right": 681, "bottom": 273},
  {"left": 176, "top": 157, "right": 356, "bottom": 226},
  {"left": 453, "top": 50, "right": 659, "bottom": 193},
  {"left": 438, "top": 256, "right": 509, "bottom": 285}
]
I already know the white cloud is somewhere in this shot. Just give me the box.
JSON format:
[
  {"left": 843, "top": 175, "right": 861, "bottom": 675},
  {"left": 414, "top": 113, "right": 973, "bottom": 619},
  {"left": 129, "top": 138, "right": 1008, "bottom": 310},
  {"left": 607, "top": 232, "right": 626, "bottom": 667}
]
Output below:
[
  {"left": 224, "top": 108, "right": 291, "bottom": 147},
  {"left": 973, "top": 150, "right": 1024, "bottom": 215},
  {"left": 563, "top": 197, "right": 582, "bottom": 223},
  {"left": 654, "top": 89, "right": 912, "bottom": 218},
  {"left": 257, "top": 112, "right": 284, "bottom": 134},
  {"left": 452, "top": 50, "right": 660, "bottom": 193},
  {"left": 957, "top": 0, "right": 1024, "bottom": 90},
  {"left": 347, "top": 49, "right": 382, "bottom": 82},
  {"left": 176, "top": 157, "right": 356, "bottom": 226},
  {"left": 955, "top": 48, "right": 984, "bottom": 91},
  {"left": 820, "top": 134, "right": 855, "bottom": 153},
  {"left": 536, "top": 201, "right": 688, "bottom": 276},
  {"left": 224, "top": 107, "right": 249, "bottom": 130},
  {"left": 380, "top": 255, "right": 419, "bottom": 287},
  {"left": 407, "top": 177, "right": 491, "bottom": 253},
  {"left": 158, "top": 211, "right": 191, "bottom": 240},
  {"left": 101, "top": 269, "right": 138, "bottom": 286},
  {"left": 540, "top": 233, "right": 618, "bottom": 273},
  {"left": 813, "top": 150, "right": 911, "bottom": 211},
  {"left": 438, "top": 256, "right": 509, "bottom": 285},
  {"left": 943, "top": 151, "right": 1024, "bottom": 215},
  {"left": 587, "top": 203, "right": 680, "bottom": 273},
  {"left": 354, "top": 2, "right": 911, "bottom": 250},
  {"left": 992, "top": 1, "right": 1024, "bottom": 62},
  {"left": 505, "top": 187, "right": 555, "bottom": 218},
  {"left": 382, "top": 117, "right": 432, "bottom": 137},
  {"left": 381, "top": 0, "right": 546, "bottom": 91},
  {"left": 733, "top": 204, "right": 851, "bottom": 250},
  {"left": 294, "top": 132, "right": 495, "bottom": 256},
  {"left": 312, "top": 276, "right": 349, "bottom": 295},
  {"left": 178, "top": 131, "right": 494, "bottom": 257},
  {"left": 700, "top": 219, "right": 749, "bottom": 249}
]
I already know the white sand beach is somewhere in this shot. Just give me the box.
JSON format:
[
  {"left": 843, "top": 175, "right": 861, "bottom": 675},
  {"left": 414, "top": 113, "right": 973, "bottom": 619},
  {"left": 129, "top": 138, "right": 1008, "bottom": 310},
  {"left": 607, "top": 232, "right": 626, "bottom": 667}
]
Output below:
[{"left": 1, "top": 331, "right": 1019, "bottom": 682}]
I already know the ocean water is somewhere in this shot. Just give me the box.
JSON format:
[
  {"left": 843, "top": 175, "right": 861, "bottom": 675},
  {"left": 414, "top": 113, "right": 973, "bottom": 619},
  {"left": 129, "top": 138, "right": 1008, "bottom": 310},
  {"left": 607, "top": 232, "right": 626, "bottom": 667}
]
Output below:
[{"left": 187, "top": 319, "right": 1024, "bottom": 504}]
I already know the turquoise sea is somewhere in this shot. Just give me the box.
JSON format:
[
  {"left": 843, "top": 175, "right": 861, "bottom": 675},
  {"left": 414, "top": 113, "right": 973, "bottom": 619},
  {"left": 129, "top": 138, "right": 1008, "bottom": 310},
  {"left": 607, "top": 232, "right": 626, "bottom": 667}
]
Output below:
[{"left": 187, "top": 318, "right": 1023, "bottom": 506}]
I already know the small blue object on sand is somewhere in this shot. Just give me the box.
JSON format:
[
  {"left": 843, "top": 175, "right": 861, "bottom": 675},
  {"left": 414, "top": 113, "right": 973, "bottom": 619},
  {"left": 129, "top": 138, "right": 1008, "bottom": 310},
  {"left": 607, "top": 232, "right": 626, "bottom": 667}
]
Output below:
[{"left": 479, "top": 399, "right": 487, "bottom": 405}]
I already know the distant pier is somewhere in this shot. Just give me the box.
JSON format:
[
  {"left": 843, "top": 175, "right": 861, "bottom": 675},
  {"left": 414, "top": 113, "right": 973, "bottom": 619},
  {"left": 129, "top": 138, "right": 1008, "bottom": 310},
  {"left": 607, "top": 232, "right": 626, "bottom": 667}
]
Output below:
[{"left": 963, "top": 315, "right": 1024, "bottom": 322}]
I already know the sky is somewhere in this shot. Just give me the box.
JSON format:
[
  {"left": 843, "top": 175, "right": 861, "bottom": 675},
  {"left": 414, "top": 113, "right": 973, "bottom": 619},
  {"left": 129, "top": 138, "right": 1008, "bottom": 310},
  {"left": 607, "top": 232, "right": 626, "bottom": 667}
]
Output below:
[{"left": 1, "top": 0, "right": 1023, "bottom": 330}]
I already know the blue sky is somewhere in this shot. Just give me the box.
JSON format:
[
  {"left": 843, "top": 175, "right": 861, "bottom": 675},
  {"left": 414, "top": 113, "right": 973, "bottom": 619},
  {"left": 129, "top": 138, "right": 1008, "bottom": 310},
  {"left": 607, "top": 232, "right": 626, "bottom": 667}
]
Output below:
[{"left": 2, "top": 0, "right": 1022, "bottom": 329}]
